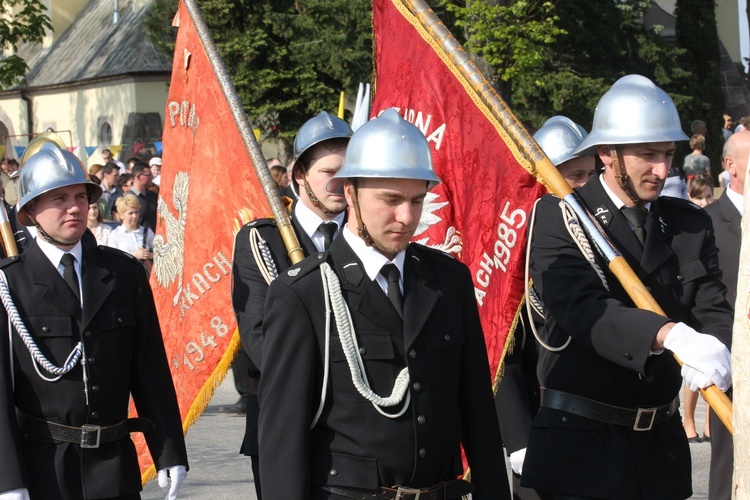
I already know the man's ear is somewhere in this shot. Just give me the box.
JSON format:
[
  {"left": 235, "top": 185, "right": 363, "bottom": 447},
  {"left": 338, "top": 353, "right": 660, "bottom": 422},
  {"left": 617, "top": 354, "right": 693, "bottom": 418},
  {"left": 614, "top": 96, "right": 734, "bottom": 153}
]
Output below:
[{"left": 596, "top": 145, "right": 613, "bottom": 168}]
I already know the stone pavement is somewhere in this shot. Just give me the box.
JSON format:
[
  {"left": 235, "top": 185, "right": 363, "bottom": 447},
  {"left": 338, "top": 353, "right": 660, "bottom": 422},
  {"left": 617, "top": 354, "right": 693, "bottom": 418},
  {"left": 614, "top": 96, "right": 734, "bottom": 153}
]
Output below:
[{"left": 142, "top": 371, "right": 715, "bottom": 499}]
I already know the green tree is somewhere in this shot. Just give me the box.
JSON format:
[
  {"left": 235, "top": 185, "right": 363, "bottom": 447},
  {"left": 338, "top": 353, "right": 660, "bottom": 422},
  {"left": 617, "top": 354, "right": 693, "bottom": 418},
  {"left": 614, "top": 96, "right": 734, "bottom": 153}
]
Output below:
[
  {"left": 145, "top": 0, "right": 372, "bottom": 160},
  {"left": 0, "top": 0, "right": 52, "bottom": 89},
  {"left": 436, "top": 0, "right": 691, "bottom": 133},
  {"left": 674, "top": 0, "right": 725, "bottom": 176}
]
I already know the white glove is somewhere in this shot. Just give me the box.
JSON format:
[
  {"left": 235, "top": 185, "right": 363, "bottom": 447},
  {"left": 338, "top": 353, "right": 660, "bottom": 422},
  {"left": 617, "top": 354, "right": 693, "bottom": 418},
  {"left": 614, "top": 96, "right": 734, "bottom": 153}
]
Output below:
[
  {"left": 0, "top": 489, "right": 30, "bottom": 500},
  {"left": 663, "top": 322, "right": 731, "bottom": 392},
  {"left": 158, "top": 465, "right": 187, "bottom": 500},
  {"left": 509, "top": 448, "right": 526, "bottom": 476}
]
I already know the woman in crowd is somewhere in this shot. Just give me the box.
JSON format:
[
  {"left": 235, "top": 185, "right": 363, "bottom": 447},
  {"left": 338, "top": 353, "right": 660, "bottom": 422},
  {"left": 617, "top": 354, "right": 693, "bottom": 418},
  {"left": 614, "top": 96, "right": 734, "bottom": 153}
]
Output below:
[
  {"left": 87, "top": 202, "right": 112, "bottom": 246},
  {"left": 109, "top": 196, "right": 154, "bottom": 272}
]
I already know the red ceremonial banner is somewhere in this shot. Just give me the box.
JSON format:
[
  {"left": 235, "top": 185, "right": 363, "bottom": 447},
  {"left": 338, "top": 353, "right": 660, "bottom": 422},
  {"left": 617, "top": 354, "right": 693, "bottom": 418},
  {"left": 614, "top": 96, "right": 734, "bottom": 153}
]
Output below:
[
  {"left": 372, "top": 0, "right": 547, "bottom": 380},
  {"left": 133, "top": 0, "right": 271, "bottom": 480}
]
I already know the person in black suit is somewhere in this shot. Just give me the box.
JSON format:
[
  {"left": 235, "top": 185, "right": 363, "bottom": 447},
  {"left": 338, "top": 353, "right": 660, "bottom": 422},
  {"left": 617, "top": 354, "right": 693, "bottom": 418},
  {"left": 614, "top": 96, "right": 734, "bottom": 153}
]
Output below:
[
  {"left": 703, "top": 130, "right": 748, "bottom": 500},
  {"left": 231, "top": 111, "right": 353, "bottom": 498},
  {"left": 522, "top": 76, "right": 733, "bottom": 499},
  {"left": 0, "top": 142, "right": 187, "bottom": 499},
  {"left": 258, "top": 109, "right": 510, "bottom": 499},
  {"left": 128, "top": 162, "right": 158, "bottom": 233},
  {"left": 496, "top": 116, "right": 595, "bottom": 500}
]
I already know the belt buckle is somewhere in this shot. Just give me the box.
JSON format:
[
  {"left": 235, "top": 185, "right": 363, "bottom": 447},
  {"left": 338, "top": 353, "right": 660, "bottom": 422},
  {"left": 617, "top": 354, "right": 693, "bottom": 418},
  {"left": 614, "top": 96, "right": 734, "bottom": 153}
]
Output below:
[
  {"left": 394, "top": 486, "right": 421, "bottom": 500},
  {"left": 633, "top": 407, "right": 657, "bottom": 431},
  {"left": 80, "top": 424, "right": 101, "bottom": 448}
]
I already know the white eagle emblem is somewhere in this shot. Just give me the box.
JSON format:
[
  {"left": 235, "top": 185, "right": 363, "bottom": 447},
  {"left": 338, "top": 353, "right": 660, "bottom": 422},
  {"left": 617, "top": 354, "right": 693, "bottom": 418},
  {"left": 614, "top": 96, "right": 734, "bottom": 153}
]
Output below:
[
  {"left": 153, "top": 171, "right": 190, "bottom": 305},
  {"left": 414, "top": 192, "right": 462, "bottom": 255}
]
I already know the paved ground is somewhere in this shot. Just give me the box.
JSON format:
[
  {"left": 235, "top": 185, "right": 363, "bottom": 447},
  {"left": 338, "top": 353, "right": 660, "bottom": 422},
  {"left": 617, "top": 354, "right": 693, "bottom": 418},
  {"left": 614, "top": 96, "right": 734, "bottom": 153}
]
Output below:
[{"left": 142, "top": 371, "right": 714, "bottom": 499}]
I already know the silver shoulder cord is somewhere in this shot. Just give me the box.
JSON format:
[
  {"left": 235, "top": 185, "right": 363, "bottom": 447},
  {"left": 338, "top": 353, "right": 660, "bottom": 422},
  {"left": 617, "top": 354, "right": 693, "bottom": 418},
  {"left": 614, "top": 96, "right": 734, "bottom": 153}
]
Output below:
[
  {"left": 316, "top": 262, "right": 410, "bottom": 428},
  {"left": 524, "top": 198, "right": 609, "bottom": 353},
  {"left": 249, "top": 228, "right": 410, "bottom": 428},
  {"left": 0, "top": 269, "right": 84, "bottom": 386}
]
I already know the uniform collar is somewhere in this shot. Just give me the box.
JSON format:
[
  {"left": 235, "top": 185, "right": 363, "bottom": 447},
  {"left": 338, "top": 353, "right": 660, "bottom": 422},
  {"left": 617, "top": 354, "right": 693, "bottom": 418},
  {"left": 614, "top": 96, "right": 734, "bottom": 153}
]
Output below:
[
  {"left": 36, "top": 236, "right": 83, "bottom": 274},
  {"left": 342, "top": 226, "right": 405, "bottom": 282},
  {"left": 599, "top": 174, "right": 652, "bottom": 212},
  {"left": 294, "top": 200, "right": 345, "bottom": 248}
]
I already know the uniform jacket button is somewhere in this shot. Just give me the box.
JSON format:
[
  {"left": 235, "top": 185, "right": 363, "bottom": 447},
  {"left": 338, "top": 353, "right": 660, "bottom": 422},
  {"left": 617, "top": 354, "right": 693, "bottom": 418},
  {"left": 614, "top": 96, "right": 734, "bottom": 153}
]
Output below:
[
  {"left": 359, "top": 347, "right": 367, "bottom": 355},
  {"left": 417, "top": 415, "right": 426, "bottom": 425},
  {"left": 418, "top": 448, "right": 427, "bottom": 458},
  {"left": 330, "top": 469, "right": 338, "bottom": 476},
  {"left": 676, "top": 275, "right": 684, "bottom": 282},
  {"left": 91, "top": 412, "right": 100, "bottom": 419},
  {"left": 91, "top": 385, "right": 100, "bottom": 392},
  {"left": 88, "top": 357, "right": 96, "bottom": 364},
  {"left": 42, "top": 326, "right": 50, "bottom": 333},
  {"left": 623, "top": 353, "right": 633, "bottom": 361},
  {"left": 412, "top": 382, "right": 421, "bottom": 392},
  {"left": 83, "top": 330, "right": 92, "bottom": 338},
  {"left": 409, "top": 349, "right": 417, "bottom": 359},
  {"left": 117, "top": 317, "right": 123, "bottom": 323},
  {"left": 562, "top": 416, "right": 568, "bottom": 423},
  {"left": 444, "top": 334, "right": 451, "bottom": 341}
]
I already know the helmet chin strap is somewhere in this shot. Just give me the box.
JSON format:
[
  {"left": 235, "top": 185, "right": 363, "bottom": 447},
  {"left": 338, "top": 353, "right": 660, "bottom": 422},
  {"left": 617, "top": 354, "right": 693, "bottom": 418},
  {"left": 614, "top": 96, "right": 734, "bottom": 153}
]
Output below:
[
  {"left": 349, "top": 184, "right": 374, "bottom": 247},
  {"left": 302, "top": 178, "right": 343, "bottom": 216},
  {"left": 32, "top": 220, "right": 77, "bottom": 248},
  {"left": 610, "top": 145, "right": 645, "bottom": 208}
]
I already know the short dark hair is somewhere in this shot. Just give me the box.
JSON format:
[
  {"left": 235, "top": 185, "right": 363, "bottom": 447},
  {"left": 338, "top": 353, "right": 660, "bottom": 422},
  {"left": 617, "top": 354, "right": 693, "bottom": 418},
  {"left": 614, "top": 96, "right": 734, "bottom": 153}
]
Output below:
[
  {"left": 119, "top": 173, "right": 134, "bottom": 188},
  {"left": 101, "top": 162, "right": 120, "bottom": 175},
  {"left": 131, "top": 162, "right": 151, "bottom": 176}
]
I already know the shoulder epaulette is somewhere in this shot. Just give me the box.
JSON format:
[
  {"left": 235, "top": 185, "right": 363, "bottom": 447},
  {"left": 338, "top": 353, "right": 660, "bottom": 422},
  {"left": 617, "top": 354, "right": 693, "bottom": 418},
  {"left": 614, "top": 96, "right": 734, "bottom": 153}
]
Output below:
[
  {"left": 244, "top": 217, "right": 277, "bottom": 229},
  {"left": 0, "top": 255, "right": 20, "bottom": 269},
  {"left": 409, "top": 242, "right": 456, "bottom": 260},
  {"left": 98, "top": 245, "right": 139, "bottom": 261},
  {"left": 277, "top": 252, "right": 328, "bottom": 283},
  {"left": 659, "top": 195, "right": 709, "bottom": 215}
]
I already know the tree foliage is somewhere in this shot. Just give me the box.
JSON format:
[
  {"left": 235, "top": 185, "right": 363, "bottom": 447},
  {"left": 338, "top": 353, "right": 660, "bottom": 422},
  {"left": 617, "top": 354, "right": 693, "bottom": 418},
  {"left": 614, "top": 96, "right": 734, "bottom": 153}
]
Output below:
[
  {"left": 0, "top": 0, "right": 52, "bottom": 89},
  {"left": 674, "top": 0, "right": 725, "bottom": 175},
  {"left": 436, "top": 0, "right": 692, "bottom": 133},
  {"left": 145, "top": 0, "right": 372, "bottom": 159}
]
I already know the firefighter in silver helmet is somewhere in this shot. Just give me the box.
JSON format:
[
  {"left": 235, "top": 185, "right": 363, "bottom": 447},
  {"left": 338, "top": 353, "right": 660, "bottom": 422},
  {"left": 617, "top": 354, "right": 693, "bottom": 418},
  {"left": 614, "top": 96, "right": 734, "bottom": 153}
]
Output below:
[
  {"left": 522, "top": 75, "right": 732, "bottom": 499},
  {"left": 0, "top": 139, "right": 188, "bottom": 499},
  {"left": 231, "top": 110, "right": 353, "bottom": 499},
  {"left": 258, "top": 108, "right": 510, "bottom": 499}
]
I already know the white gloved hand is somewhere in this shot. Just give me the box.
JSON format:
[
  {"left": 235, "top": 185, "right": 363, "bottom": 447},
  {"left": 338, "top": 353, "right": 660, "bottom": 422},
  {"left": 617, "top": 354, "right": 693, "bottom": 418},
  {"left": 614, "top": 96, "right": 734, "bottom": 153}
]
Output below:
[
  {"left": 0, "top": 488, "right": 30, "bottom": 500},
  {"left": 158, "top": 465, "right": 187, "bottom": 500},
  {"left": 509, "top": 448, "right": 526, "bottom": 476},
  {"left": 663, "top": 322, "right": 731, "bottom": 392}
]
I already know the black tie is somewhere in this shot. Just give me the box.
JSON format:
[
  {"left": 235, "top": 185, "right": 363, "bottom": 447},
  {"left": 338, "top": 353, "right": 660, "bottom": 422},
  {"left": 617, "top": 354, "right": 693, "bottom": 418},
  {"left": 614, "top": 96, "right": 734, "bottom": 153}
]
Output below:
[
  {"left": 380, "top": 264, "right": 403, "bottom": 319},
  {"left": 318, "top": 222, "right": 337, "bottom": 251},
  {"left": 620, "top": 206, "right": 647, "bottom": 247},
  {"left": 61, "top": 253, "right": 81, "bottom": 303}
]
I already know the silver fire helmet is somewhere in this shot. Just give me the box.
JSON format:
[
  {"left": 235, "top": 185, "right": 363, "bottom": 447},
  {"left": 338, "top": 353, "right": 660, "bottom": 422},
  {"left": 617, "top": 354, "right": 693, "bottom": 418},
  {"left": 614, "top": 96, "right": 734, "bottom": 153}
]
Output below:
[
  {"left": 330, "top": 108, "right": 441, "bottom": 191},
  {"left": 293, "top": 111, "right": 353, "bottom": 161},
  {"left": 533, "top": 116, "right": 589, "bottom": 167},
  {"left": 17, "top": 142, "right": 102, "bottom": 226},
  {"left": 574, "top": 75, "right": 688, "bottom": 156}
]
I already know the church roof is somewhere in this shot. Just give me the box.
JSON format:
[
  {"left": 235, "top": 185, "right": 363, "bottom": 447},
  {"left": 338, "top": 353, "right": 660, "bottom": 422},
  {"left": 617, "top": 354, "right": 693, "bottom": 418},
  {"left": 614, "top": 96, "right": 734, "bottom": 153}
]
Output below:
[{"left": 14, "top": 0, "right": 171, "bottom": 90}]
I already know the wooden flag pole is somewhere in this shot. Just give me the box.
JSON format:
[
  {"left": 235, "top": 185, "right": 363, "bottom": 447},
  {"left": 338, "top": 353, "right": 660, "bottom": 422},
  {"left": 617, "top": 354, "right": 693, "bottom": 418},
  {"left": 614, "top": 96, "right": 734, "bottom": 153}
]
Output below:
[
  {"left": 403, "top": 0, "right": 733, "bottom": 433},
  {"left": 183, "top": 0, "right": 304, "bottom": 265}
]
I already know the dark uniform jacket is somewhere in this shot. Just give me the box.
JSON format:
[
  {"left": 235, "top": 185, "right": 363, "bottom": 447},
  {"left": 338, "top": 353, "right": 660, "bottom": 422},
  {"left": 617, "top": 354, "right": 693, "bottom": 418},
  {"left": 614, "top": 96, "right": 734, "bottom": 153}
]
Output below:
[
  {"left": 231, "top": 208, "right": 319, "bottom": 457},
  {"left": 523, "top": 175, "right": 733, "bottom": 499},
  {"left": 0, "top": 238, "right": 187, "bottom": 499},
  {"left": 258, "top": 236, "right": 509, "bottom": 499},
  {"left": 705, "top": 191, "right": 741, "bottom": 500}
]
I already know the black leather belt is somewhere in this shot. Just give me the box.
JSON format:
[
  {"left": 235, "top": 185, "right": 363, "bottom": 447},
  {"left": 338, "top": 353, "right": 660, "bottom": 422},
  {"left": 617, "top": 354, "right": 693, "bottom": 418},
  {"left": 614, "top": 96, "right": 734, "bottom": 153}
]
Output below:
[
  {"left": 320, "top": 479, "right": 474, "bottom": 499},
  {"left": 540, "top": 388, "right": 680, "bottom": 431},
  {"left": 17, "top": 412, "right": 155, "bottom": 448}
]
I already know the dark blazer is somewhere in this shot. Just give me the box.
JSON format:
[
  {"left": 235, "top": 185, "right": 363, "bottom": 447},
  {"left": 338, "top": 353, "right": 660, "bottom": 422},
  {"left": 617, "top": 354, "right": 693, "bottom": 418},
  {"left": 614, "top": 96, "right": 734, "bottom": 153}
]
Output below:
[
  {"left": 522, "top": 175, "right": 733, "bottom": 499},
  {"left": 705, "top": 191, "right": 741, "bottom": 500},
  {"left": 231, "top": 207, "right": 320, "bottom": 459},
  {"left": 0, "top": 238, "right": 187, "bottom": 499},
  {"left": 705, "top": 192, "right": 741, "bottom": 307},
  {"left": 258, "top": 236, "right": 510, "bottom": 499}
]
